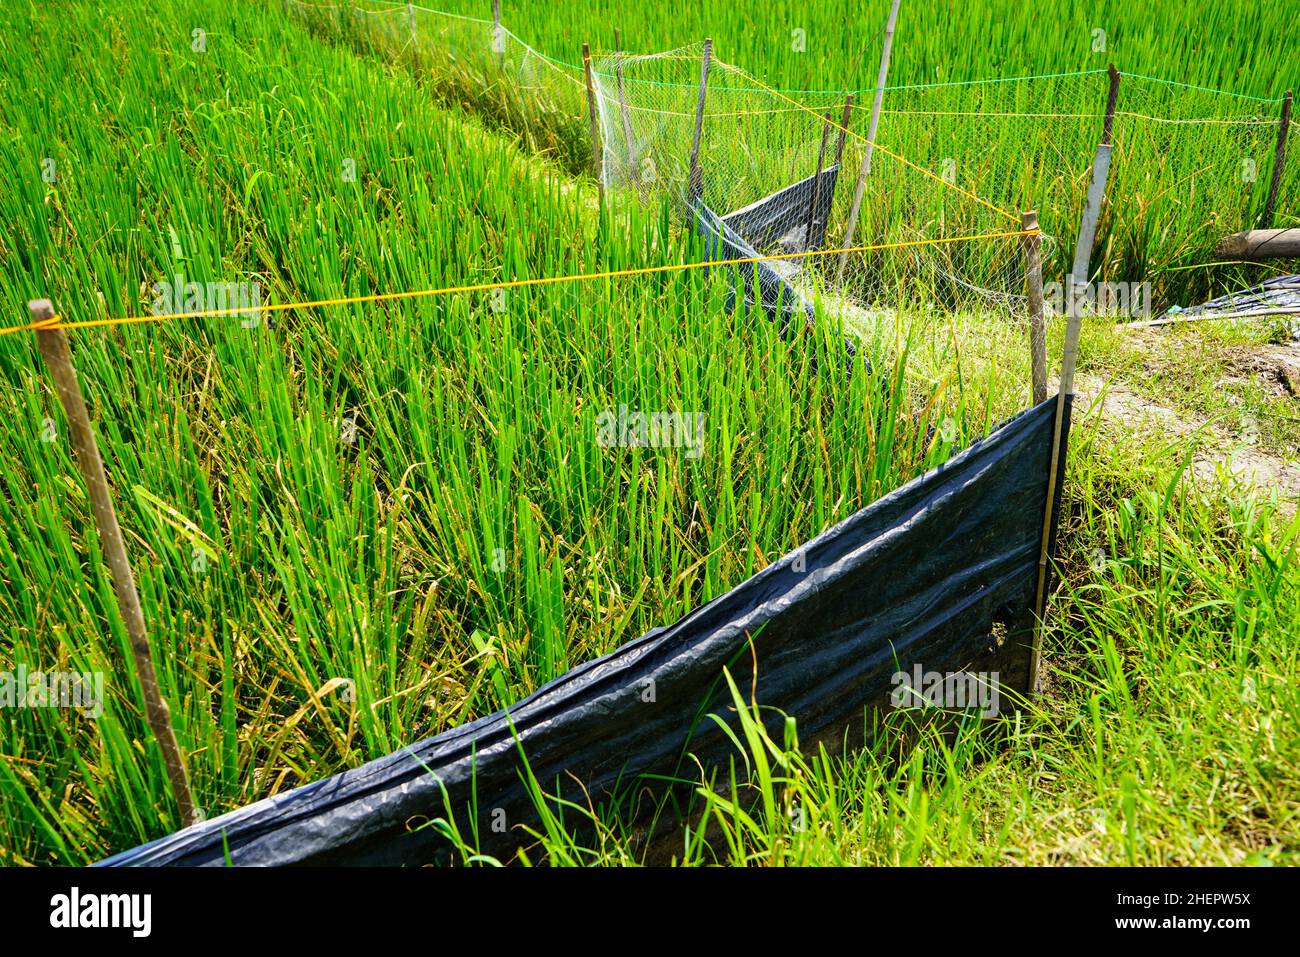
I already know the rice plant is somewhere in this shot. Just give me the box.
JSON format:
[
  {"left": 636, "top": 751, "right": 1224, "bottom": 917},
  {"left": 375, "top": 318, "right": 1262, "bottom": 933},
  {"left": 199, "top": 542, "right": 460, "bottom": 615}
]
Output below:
[
  {"left": 1, "top": 0, "right": 1295, "bottom": 868},
  {"left": 0, "top": 0, "right": 1019, "bottom": 863}
]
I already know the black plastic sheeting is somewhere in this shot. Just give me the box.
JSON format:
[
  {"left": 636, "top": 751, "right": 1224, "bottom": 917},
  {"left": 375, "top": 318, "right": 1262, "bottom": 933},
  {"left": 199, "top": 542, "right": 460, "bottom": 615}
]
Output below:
[
  {"left": 720, "top": 166, "right": 840, "bottom": 252},
  {"left": 692, "top": 167, "right": 841, "bottom": 327},
  {"left": 694, "top": 203, "right": 816, "bottom": 325},
  {"left": 101, "top": 396, "right": 1069, "bottom": 867},
  {"left": 692, "top": 167, "right": 865, "bottom": 370},
  {"left": 694, "top": 198, "right": 865, "bottom": 371}
]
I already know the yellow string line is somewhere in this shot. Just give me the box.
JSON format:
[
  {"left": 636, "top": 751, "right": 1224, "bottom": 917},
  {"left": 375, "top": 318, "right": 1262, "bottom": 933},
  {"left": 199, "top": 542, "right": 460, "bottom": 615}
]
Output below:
[
  {"left": 8, "top": 317, "right": 65, "bottom": 334},
  {"left": 1, "top": 229, "right": 1037, "bottom": 337},
  {"left": 595, "top": 97, "right": 1276, "bottom": 126},
  {"left": 591, "top": 53, "right": 706, "bottom": 60},
  {"left": 735, "top": 68, "right": 1024, "bottom": 225},
  {"left": 586, "top": 85, "right": 1274, "bottom": 126}
]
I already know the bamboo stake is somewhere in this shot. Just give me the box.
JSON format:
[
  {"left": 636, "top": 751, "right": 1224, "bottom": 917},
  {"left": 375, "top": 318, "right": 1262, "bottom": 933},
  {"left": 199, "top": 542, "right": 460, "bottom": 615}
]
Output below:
[
  {"left": 1263, "top": 90, "right": 1292, "bottom": 229},
  {"left": 614, "top": 29, "right": 639, "bottom": 186},
  {"left": 1028, "top": 76, "right": 1117, "bottom": 693},
  {"left": 688, "top": 38, "right": 713, "bottom": 209},
  {"left": 493, "top": 0, "right": 504, "bottom": 69},
  {"left": 1070, "top": 145, "right": 1112, "bottom": 285},
  {"left": 804, "top": 112, "right": 833, "bottom": 252},
  {"left": 1027, "top": 296, "right": 1082, "bottom": 696},
  {"left": 582, "top": 43, "right": 605, "bottom": 210},
  {"left": 835, "top": 0, "right": 900, "bottom": 291},
  {"left": 1022, "top": 210, "right": 1046, "bottom": 405},
  {"left": 29, "top": 301, "right": 198, "bottom": 826},
  {"left": 1070, "top": 65, "right": 1120, "bottom": 287}
]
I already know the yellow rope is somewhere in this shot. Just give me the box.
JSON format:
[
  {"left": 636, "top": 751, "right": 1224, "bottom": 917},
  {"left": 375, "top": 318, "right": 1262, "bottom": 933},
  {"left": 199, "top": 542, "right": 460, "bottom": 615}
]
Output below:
[
  {"left": 2, "top": 229, "right": 1037, "bottom": 337},
  {"left": 736, "top": 68, "right": 1024, "bottom": 225}
]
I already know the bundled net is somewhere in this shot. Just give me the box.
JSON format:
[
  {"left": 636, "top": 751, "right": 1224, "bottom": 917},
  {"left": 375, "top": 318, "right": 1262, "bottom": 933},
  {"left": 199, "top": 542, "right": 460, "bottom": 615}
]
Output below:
[{"left": 589, "top": 44, "right": 1038, "bottom": 334}]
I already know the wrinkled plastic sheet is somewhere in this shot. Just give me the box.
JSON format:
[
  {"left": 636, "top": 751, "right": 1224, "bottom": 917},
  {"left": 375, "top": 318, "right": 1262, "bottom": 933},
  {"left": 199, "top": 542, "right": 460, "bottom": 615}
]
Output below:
[
  {"left": 1159, "top": 274, "right": 1300, "bottom": 337},
  {"left": 101, "top": 397, "right": 1067, "bottom": 867},
  {"left": 720, "top": 166, "right": 840, "bottom": 252},
  {"left": 693, "top": 202, "right": 816, "bottom": 325}
]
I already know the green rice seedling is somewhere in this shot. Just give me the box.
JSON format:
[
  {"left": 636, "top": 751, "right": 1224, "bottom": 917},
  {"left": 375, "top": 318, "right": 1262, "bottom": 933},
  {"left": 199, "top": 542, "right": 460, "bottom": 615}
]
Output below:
[
  {"left": 0, "top": 0, "right": 1001, "bottom": 863},
  {"left": 2, "top": 0, "right": 1296, "bottom": 870}
]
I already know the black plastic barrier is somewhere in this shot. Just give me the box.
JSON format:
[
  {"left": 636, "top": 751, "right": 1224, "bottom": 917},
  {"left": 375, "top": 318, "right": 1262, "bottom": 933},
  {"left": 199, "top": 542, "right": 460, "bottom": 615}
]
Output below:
[
  {"left": 720, "top": 166, "right": 840, "bottom": 252},
  {"left": 694, "top": 203, "right": 816, "bottom": 324},
  {"left": 693, "top": 168, "right": 842, "bottom": 325},
  {"left": 101, "top": 396, "right": 1067, "bottom": 866}
]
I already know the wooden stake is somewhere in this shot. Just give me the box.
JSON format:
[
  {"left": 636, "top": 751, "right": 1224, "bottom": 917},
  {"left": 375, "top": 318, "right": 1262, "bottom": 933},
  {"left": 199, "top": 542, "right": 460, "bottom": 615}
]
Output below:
[
  {"left": 819, "top": 94, "right": 855, "bottom": 228},
  {"left": 29, "top": 300, "right": 199, "bottom": 827},
  {"left": 1102, "top": 63, "right": 1121, "bottom": 146},
  {"left": 614, "top": 29, "right": 639, "bottom": 185},
  {"left": 688, "top": 38, "right": 713, "bottom": 209},
  {"left": 1022, "top": 210, "right": 1047, "bottom": 405},
  {"left": 582, "top": 43, "right": 605, "bottom": 210},
  {"left": 1263, "top": 90, "right": 1292, "bottom": 229},
  {"left": 833, "top": 93, "right": 854, "bottom": 169},
  {"left": 407, "top": 3, "right": 417, "bottom": 46},
  {"left": 804, "top": 112, "right": 833, "bottom": 252},
  {"left": 835, "top": 0, "right": 900, "bottom": 290}
]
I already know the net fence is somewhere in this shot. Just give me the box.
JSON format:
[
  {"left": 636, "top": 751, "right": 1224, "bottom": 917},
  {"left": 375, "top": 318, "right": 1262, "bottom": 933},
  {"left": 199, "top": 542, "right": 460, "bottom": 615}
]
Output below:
[
  {"left": 589, "top": 44, "right": 1038, "bottom": 330},
  {"left": 287, "top": 1, "right": 1295, "bottom": 319}
]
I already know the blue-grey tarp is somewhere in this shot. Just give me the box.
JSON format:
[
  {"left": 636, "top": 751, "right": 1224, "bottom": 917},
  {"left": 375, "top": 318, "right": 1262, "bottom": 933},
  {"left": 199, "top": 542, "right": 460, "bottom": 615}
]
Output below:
[
  {"left": 721, "top": 165, "right": 839, "bottom": 251},
  {"left": 694, "top": 202, "right": 816, "bottom": 324},
  {"left": 101, "top": 395, "right": 1068, "bottom": 867}
]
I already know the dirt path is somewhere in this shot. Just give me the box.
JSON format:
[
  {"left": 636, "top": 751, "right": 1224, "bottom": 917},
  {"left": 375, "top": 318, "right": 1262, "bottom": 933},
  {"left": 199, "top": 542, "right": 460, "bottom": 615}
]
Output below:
[{"left": 1070, "top": 371, "right": 1300, "bottom": 512}]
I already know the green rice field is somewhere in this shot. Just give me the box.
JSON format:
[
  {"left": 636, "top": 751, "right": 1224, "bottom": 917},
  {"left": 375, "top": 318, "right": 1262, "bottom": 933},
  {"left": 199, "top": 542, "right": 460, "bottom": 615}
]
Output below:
[{"left": 0, "top": 0, "right": 1296, "bottom": 866}]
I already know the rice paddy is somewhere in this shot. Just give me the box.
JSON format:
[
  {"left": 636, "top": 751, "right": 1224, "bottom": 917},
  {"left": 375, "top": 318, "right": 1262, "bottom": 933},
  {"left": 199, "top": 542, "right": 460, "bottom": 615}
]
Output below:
[{"left": 1, "top": 0, "right": 1296, "bottom": 867}]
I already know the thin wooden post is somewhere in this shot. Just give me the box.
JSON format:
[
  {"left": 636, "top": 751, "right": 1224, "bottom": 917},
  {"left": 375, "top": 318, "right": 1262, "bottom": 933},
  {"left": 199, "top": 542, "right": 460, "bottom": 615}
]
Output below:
[
  {"left": 614, "top": 29, "right": 639, "bottom": 185},
  {"left": 1102, "top": 63, "right": 1120, "bottom": 146},
  {"left": 835, "top": 0, "right": 901, "bottom": 290},
  {"left": 493, "top": 0, "right": 504, "bottom": 69},
  {"left": 1028, "top": 73, "right": 1116, "bottom": 695},
  {"left": 1263, "top": 90, "right": 1292, "bottom": 228},
  {"left": 820, "top": 94, "right": 854, "bottom": 228},
  {"left": 1027, "top": 275, "right": 1085, "bottom": 696},
  {"left": 804, "top": 112, "right": 833, "bottom": 251},
  {"left": 688, "top": 37, "right": 713, "bottom": 209},
  {"left": 407, "top": 3, "right": 417, "bottom": 46},
  {"left": 833, "top": 93, "right": 854, "bottom": 169},
  {"left": 1070, "top": 65, "right": 1121, "bottom": 288},
  {"left": 1021, "top": 210, "right": 1047, "bottom": 405},
  {"left": 582, "top": 43, "right": 605, "bottom": 210},
  {"left": 29, "top": 300, "right": 199, "bottom": 827}
]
